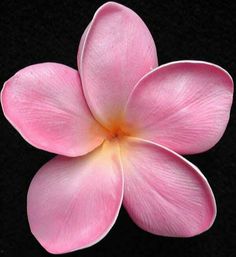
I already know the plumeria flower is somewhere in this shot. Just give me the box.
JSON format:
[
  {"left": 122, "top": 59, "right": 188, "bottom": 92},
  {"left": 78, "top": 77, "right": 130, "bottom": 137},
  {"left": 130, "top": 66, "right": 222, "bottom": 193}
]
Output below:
[{"left": 1, "top": 1, "right": 233, "bottom": 254}]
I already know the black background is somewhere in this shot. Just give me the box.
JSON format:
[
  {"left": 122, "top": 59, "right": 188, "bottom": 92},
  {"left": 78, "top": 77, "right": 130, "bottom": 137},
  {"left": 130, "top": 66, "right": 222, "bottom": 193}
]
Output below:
[{"left": 0, "top": 1, "right": 235, "bottom": 257}]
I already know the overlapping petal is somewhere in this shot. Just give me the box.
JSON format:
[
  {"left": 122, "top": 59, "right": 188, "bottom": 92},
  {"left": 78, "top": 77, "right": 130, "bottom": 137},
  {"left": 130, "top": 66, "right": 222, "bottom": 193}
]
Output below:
[
  {"left": 27, "top": 141, "right": 123, "bottom": 254},
  {"left": 124, "top": 61, "right": 233, "bottom": 154},
  {"left": 121, "top": 137, "right": 216, "bottom": 237},
  {"left": 79, "top": 2, "right": 157, "bottom": 128},
  {"left": 1, "top": 63, "right": 106, "bottom": 156}
]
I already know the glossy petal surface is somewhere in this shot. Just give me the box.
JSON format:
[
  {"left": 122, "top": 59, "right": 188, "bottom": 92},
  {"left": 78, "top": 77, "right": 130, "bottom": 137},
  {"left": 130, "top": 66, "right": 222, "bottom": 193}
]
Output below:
[
  {"left": 27, "top": 141, "right": 123, "bottom": 254},
  {"left": 121, "top": 137, "right": 216, "bottom": 237},
  {"left": 79, "top": 2, "right": 157, "bottom": 128},
  {"left": 1, "top": 63, "right": 106, "bottom": 156},
  {"left": 125, "top": 61, "right": 233, "bottom": 154}
]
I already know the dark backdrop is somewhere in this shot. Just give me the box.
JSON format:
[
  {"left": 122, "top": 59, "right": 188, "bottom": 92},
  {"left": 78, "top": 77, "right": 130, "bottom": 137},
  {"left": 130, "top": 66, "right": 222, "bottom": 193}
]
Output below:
[{"left": 0, "top": 1, "right": 235, "bottom": 257}]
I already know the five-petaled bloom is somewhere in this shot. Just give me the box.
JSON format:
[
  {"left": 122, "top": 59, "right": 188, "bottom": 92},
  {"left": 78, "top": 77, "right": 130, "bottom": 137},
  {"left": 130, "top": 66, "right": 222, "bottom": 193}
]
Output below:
[{"left": 1, "top": 1, "right": 234, "bottom": 254}]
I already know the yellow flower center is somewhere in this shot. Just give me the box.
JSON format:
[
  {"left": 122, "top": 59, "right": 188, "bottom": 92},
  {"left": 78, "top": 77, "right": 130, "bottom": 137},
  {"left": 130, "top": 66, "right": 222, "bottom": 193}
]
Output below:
[{"left": 104, "top": 117, "right": 133, "bottom": 142}]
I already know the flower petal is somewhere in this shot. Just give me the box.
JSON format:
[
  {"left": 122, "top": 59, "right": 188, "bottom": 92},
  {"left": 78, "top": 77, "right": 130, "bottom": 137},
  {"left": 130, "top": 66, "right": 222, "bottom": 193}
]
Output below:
[
  {"left": 1, "top": 63, "right": 106, "bottom": 156},
  {"left": 79, "top": 2, "right": 157, "bottom": 128},
  {"left": 27, "top": 140, "right": 123, "bottom": 254},
  {"left": 77, "top": 23, "right": 91, "bottom": 68},
  {"left": 121, "top": 137, "right": 216, "bottom": 237},
  {"left": 124, "top": 61, "right": 233, "bottom": 154}
]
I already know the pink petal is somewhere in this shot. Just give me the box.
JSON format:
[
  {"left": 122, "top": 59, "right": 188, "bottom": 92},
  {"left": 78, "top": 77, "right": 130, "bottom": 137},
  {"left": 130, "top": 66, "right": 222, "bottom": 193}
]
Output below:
[
  {"left": 27, "top": 141, "right": 123, "bottom": 254},
  {"left": 77, "top": 23, "right": 91, "bottom": 69},
  {"left": 124, "top": 61, "right": 233, "bottom": 154},
  {"left": 121, "top": 137, "right": 216, "bottom": 237},
  {"left": 1, "top": 63, "right": 106, "bottom": 156},
  {"left": 79, "top": 2, "right": 157, "bottom": 128}
]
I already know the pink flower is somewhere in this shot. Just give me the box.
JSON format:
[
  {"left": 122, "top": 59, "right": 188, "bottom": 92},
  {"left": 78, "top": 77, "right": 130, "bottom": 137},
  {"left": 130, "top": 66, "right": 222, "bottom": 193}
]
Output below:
[{"left": 1, "top": 1, "right": 233, "bottom": 254}]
